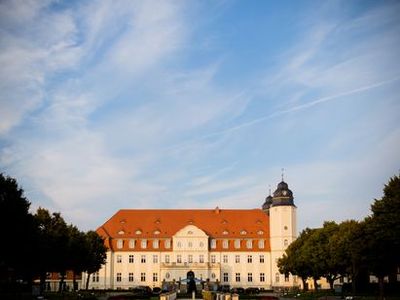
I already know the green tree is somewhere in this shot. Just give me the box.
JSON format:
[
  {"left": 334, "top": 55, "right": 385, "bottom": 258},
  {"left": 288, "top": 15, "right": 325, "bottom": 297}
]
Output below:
[
  {"left": 83, "top": 230, "right": 107, "bottom": 290},
  {"left": 0, "top": 173, "right": 36, "bottom": 285},
  {"left": 34, "top": 208, "right": 70, "bottom": 292},
  {"left": 278, "top": 228, "right": 316, "bottom": 291},
  {"left": 363, "top": 174, "right": 400, "bottom": 299}
]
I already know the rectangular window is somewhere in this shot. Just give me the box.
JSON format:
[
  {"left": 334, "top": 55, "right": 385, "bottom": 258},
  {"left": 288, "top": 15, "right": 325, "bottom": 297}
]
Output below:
[
  {"left": 285, "top": 274, "right": 290, "bottom": 282},
  {"left": 165, "top": 239, "right": 171, "bottom": 249},
  {"left": 177, "top": 255, "right": 182, "bottom": 263},
  {"left": 188, "top": 255, "right": 193, "bottom": 263},
  {"left": 235, "top": 273, "right": 240, "bottom": 282},
  {"left": 234, "top": 239, "right": 241, "bottom": 249},
  {"left": 260, "top": 273, "right": 265, "bottom": 282},
  {"left": 92, "top": 272, "right": 99, "bottom": 282},
  {"left": 117, "top": 239, "right": 123, "bottom": 249},
  {"left": 248, "top": 273, "right": 253, "bottom": 282},
  {"left": 258, "top": 239, "right": 265, "bottom": 249},
  {"left": 153, "top": 239, "right": 159, "bottom": 249},
  {"left": 223, "top": 273, "right": 228, "bottom": 282},
  {"left": 247, "top": 255, "right": 252, "bottom": 263},
  {"left": 116, "top": 273, "right": 122, "bottom": 282},
  {"left": 275, "top": 273, "right": 280, "bottom": 283},
  {"left": 141, "top": 255, "right": 146, "bottom": 263},
  {"left": 153, "top": 273, "right": 158, "bottom": 282},
  {"left": 141, "top": 239, "right": 147, "bottom": 249},
  {"left": 129, "top": 255, "right": 134, "bottom": 263},
  {"left": 235, "top": 255, "right": 240, "bottom": 263},
  {"left": 117, "top": 255, "right": 122, "bottom": 263},
  {"left": 153, "top": 255, "right": 158, "bottom": 263},
  {"left": 129, "top": 273, "right": 134, "bottom": 282},
  {"left": 211, "top": 255, "right": 216, "bottom": 263},
  {"left": 222, "top": 240, "right": 228, "bottom": 249},
  {"left": 141, "top": 272, "right": 146, "bottom": 282},
  {"left": 165, "top": 255, "right": 170, "bottom": 263},
  {"left": 199, "top": 255, "right": 204, "bottom": 263},
  {"left": 246, "top": 239, "right": 253, "bottom": 249},
  {"left": 259, "top": 255, "right": 264, "bottom": 263},
  {"left": 223, "top": 255, "right": 228, "bottom": 263},
  {"left": 129, "top": 239, "right": 135, "bottom": 249}
]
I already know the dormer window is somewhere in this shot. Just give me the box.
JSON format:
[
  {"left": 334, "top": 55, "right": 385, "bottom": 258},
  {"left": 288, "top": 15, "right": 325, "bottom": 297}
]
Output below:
[
  {"left": 257, "top": 230, "right": 264, "bottom": 235},
  {"left": 135, "top": 229, "right": 142, "bottom": 235},
  {"left": 246, "top": 239, "right": 253, "bottom": 249},
  {"left": 118, "top": 230, "right": 125, "bottom": 235},
  {"left": 117, "top": 239, "right": 123, "bottom": 249},
  {"left": 240, "top": 230, "right": 247, "bottom": 235},
  {"left": 234, "top": 239, "right": 241, "bottom": 249},
  {"left": 222, "top": 230, "right": 229, "bottom": 235},
  {"left": 154, "top": 230, "right": 160, "bottom": 235}
]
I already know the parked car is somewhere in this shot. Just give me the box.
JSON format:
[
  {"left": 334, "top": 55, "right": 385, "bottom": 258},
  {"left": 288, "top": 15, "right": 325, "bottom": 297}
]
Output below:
[
  {"left": 152, "top": 287, "right": 162, "bottom": 295},
  {"left": 230, "top": 287, "right": 245, "bottom": 294},
  {"left": 129, "top": 285, "right": 152, "bottom": 298},
  {"left": 218, "top": 284, "right": 230, "bottom": 292},
  {"left": 245, "top": 287, "right": 260, "bottom": 294}
]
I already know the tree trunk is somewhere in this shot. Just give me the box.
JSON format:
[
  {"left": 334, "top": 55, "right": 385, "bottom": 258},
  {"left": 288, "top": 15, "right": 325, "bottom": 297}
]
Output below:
[
  {"left": 301, "top": 278, "right": 308, "bottom": 291},
  {"left": 72, "top": 271, "right": 76, "bottom": 291},
  {"left": 39, "top": 272, "right": 46, "bottom": 295},
  {"left": 58, "top": 272, "right": 65, "bottom": 293},
  {"left": 378, "top": 276, "right": 385, "bottom": 300},
  {"left": 86, "top": 273, "right": 91, "bottom": 290},
  {"left": 328, "top": 277, "right": 334, "bottom": 291},
  {"left": 313, "top": 278, "right": 319, "bottom": 291}
]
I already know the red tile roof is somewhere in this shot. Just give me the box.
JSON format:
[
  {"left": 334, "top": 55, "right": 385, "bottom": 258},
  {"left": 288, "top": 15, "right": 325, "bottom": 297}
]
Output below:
[{"left": 97, "top": 208, "right": 270, "bottom": 251}]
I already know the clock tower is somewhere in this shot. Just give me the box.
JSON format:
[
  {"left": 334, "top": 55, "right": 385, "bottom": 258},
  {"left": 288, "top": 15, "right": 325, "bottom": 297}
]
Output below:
[{"left": 267, "top": 180, "right": 297, "bottom": 287}]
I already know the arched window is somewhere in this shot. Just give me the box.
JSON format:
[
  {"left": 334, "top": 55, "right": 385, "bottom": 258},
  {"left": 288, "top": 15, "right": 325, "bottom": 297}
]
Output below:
[{"left": 284, "top": 239, "right": 288, "bottom": 247}]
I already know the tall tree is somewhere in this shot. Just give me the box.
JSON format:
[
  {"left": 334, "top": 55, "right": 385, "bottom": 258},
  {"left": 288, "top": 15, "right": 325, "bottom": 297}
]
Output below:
[
  {"left": 278, "top": 228, "right": 316, "bottom": 291},
  {"left": 363, "top": 174, "right": 400, "bottom": 300},
  {"left": 0, "top": 173, "right": 36, "bottom": 285},
  {"left": 83, "top": 231, "right": 107, "bottom": 290}
]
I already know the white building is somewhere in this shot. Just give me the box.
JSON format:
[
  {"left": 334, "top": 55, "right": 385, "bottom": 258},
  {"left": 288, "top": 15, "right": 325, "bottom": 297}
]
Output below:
[{"left": 82, "top": 180, "right": 297, "bottom": 290}]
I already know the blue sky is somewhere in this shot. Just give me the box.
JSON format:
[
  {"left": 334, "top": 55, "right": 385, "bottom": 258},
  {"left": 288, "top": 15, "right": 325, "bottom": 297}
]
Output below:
[{"left": 0, "top": 0, "right": 399, "bottom": 231}]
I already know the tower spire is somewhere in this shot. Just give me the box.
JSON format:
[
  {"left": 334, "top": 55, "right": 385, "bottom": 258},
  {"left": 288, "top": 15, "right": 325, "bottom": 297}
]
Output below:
[{"left": 281, "top": 168, "right": 285, "bottom": 182}]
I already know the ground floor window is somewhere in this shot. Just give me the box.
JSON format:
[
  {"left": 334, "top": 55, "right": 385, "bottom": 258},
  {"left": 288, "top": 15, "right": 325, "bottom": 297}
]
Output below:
[
  {"left": 248, "top": 273, "right": 253, "bottom": 282},
  {"left": 92, "top": 272, "right": 99, "bottom": 282},
  {"left": 260, "top": 273, "right": 265, "bottom": 282},
  {"left": 116, "top": 273, "right": 121, "bottom": 282},
  {"left": 275, "top": 273, "right": 280, "bottom": 283},
  {"left": 285, "top": 274, "right": 290, "bottom": 282},
  {"left": 129, "top": 273, "right": 134, "bottom": 282},
  {"left": 223, "top": 273, "right": 228, "bottom": 282},
  {"left": 236, "top": 273, "right": 240, "bottom": 282},
  {"left": 153, "top": 273, "right": 158, "bottom": 282}
]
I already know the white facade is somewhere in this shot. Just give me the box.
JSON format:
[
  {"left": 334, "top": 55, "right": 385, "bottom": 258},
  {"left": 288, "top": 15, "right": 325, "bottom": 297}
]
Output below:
[{"left": 83, "top": 181, "right": 298, "bottom": 290}]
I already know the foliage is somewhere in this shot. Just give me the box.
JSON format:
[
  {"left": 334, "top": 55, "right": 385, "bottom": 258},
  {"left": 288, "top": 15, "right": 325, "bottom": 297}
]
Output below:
[
  {"left": 279, "top": 173, "right": 400, "bottom": 298},
  {"left": 0, "top": 173, "right": 107, "bottom": 293}
]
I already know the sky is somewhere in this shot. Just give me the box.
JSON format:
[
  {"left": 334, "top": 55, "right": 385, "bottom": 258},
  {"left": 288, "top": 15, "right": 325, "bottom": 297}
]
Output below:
[{"left": 0, "top": 0, "right": 399, "bottom": 232}]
